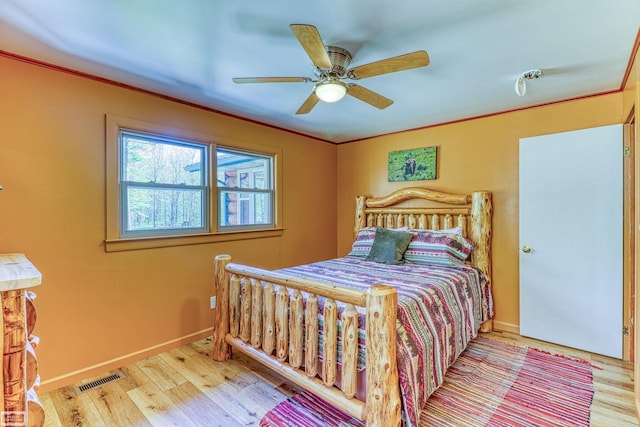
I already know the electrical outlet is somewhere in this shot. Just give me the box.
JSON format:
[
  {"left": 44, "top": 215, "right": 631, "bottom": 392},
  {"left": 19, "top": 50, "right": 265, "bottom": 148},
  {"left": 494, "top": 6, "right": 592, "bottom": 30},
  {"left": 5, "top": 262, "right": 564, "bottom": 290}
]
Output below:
[{"left": 210, "top": 296, "right": 216, "bottom": 309}]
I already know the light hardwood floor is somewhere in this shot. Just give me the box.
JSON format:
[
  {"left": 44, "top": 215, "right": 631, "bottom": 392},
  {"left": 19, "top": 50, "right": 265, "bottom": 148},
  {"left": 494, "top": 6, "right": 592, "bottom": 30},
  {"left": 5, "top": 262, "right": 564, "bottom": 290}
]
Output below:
[{"left": 40, "top": 331, "right": 638, "bottom": 427}]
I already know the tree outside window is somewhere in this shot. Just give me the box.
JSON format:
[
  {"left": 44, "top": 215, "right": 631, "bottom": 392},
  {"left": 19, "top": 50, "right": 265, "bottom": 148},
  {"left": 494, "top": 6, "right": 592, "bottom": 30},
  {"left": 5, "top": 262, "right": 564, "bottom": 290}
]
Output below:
[{"left": 120, "top": 131, "right": 209, "bottom": 237}]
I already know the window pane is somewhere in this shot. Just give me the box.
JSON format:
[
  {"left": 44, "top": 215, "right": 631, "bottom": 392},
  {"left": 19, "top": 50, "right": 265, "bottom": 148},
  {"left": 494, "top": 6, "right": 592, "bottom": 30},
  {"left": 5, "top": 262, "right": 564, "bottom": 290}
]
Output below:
[
  {"left": 126, "top": 186, "right": 204, "bottom": 232},
  {"left": 219, "top": 190, "right": 272, "bottom": 227},
  {"left": 123, "top": 133, "right": 204, "bottom": 185},
  {"left": 217, "top": 149, "right": 271, "bottom": 190}
]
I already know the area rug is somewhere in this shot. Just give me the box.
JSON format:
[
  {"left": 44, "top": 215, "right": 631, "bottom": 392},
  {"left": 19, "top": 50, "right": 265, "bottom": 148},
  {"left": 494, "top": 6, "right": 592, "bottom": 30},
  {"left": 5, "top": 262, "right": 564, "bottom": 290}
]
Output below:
[{"left": 260, "top": 336, "right": 594, "bottom": 427}]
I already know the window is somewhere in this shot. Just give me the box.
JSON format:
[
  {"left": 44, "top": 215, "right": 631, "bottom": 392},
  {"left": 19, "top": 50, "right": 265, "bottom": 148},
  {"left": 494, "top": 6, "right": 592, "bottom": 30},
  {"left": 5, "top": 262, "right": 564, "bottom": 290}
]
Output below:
[
  {"left": 120, "top": 131, "right": 209, "bottom": 238},
  {"left": 105, "top": 115, "right": 282, "bottom": 251},
  {"left": 217, "top": 148, "right": 274, "bottom": 231}
]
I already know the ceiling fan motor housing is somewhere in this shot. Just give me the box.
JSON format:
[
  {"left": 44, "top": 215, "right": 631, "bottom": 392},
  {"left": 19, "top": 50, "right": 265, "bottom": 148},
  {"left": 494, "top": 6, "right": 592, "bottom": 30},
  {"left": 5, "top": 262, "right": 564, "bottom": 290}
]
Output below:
[{"left": 323, "top": 46, "right": 352, "bottom": 77}]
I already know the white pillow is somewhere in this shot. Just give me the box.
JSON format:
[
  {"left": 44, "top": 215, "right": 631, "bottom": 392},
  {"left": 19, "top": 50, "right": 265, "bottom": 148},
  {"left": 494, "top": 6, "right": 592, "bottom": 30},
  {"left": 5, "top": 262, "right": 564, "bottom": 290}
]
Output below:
[{"left": 409, "top": 226, "right": 462, "bottom": 235}]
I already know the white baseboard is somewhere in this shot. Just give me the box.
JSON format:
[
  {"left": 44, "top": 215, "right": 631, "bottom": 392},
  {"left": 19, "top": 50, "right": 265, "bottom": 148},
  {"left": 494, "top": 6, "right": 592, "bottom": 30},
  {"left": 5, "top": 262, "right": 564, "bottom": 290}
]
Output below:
[{"left": 39, "top": 328, "right": 213, "bottom": 393}]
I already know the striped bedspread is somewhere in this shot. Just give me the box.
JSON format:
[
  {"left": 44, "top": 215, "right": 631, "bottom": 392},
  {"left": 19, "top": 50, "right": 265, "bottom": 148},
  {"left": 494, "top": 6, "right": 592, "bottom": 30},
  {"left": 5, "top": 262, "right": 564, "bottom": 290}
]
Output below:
[{"left": 277, "top": 257, "right": 493, "bottom": 427}]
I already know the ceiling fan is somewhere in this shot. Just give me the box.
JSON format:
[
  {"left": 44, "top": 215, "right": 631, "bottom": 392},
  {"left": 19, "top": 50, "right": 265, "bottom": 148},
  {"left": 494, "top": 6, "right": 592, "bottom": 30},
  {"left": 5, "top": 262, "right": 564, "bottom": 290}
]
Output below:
[{"left": 232, "top": 24, "right": 430, "bottom": 114}]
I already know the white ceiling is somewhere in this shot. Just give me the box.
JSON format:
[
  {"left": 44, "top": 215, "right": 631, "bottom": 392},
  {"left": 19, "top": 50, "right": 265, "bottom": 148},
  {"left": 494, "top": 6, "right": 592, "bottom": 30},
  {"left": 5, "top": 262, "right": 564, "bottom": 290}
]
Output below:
[{"left": 0, "top": 0, "right": 638, "bottom": 143}]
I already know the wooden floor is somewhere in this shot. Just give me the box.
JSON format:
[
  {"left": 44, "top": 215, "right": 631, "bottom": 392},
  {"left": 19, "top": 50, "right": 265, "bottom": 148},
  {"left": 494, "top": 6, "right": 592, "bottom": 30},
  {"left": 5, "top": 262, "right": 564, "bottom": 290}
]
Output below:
[{"left": 40, "top": 331, "right": 638, "bottom": 427}]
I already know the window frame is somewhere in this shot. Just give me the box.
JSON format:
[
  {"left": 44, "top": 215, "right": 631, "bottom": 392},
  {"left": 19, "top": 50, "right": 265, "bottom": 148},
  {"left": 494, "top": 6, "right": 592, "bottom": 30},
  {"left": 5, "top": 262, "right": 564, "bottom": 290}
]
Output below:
[
  {"left": 105, "top": 115, "right": 283, "bottom": 252},
  {"left": 216, "top": 147, "right": 275, "bottom": 232},
  {"left": 119, "top": 130, "right": 210, "bottom": 239}
]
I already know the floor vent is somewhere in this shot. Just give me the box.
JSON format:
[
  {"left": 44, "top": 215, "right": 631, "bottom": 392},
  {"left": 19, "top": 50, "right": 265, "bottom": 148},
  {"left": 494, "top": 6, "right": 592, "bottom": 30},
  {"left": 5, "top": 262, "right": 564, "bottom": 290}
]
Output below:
[{"left": 75, "top": 369, "right": 126, "bottom": 394}]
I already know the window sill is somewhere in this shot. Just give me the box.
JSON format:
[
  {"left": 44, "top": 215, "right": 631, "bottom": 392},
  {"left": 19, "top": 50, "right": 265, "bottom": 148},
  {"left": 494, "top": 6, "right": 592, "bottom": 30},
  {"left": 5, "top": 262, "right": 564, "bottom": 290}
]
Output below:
[{"left": 105, "top": 228, "right": 284, "bottom": 252}]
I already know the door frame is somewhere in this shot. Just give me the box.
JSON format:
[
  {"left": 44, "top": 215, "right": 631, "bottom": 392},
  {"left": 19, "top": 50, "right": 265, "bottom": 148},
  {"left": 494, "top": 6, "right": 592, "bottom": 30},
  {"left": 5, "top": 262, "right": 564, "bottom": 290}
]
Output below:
[{"left": 624, "top": 114, "right": 635, "bottom": 362}]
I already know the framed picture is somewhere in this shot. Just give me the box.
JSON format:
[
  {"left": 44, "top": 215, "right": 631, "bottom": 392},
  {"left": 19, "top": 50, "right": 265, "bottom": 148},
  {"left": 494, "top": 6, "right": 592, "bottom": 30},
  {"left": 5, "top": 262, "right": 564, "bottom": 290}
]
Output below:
[{"left": 388, "top": 146, "right": 437, "bottom": 182}]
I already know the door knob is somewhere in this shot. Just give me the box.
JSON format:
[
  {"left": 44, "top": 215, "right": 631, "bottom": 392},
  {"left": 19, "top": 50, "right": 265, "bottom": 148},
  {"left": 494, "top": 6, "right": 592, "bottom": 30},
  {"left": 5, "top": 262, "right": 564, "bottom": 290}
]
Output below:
[{"left": 522, "top": 245, "right": 531, "bottom": 253}]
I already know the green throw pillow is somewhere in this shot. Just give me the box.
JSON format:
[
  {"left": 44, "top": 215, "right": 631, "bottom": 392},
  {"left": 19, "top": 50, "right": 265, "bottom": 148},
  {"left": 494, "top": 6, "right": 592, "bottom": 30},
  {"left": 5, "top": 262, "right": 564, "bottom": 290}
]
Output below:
[{"left": 365, "top": 227, "right": 414, "bottom": 265}]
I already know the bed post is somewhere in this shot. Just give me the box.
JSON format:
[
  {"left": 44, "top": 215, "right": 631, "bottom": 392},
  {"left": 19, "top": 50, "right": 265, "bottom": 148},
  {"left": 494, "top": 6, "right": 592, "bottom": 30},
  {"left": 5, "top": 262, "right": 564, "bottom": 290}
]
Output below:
[
  {"left": 470, "top": 192, "right": 493, "bottom": 333},
  {"left": 366, "top": 285, "right": 401, "bottom": 427},
  {"left": 354, "top": 195, "right": 367, "bottom": 235},
  {"left": 212, "top": 254, "right": 232, "bottom": 361}
]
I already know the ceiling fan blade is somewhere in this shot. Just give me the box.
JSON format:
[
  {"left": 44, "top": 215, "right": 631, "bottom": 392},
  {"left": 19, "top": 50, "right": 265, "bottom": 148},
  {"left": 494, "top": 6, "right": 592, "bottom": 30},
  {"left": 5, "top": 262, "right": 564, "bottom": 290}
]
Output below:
[
  {"left": 296, "top": 92, "right": 320, "bottom": 115},
  {"left": 233, "top": 77, "right": 311, "bottom": 84},
  {"left": 347, "top": 84, "right": 393, "bottom": 109},
  {"left": 347, "top": 50, "right": 429, "bottom": 80},
  {"left": 289, "top": 24, "right": 332, "bottom": 69}
]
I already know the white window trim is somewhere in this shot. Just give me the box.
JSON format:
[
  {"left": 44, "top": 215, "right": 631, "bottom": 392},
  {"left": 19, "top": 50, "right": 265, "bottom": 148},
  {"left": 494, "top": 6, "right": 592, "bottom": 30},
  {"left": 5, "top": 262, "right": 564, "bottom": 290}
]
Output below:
[{"left": 105, "top": 114, "right": 283, "bottom": 252}]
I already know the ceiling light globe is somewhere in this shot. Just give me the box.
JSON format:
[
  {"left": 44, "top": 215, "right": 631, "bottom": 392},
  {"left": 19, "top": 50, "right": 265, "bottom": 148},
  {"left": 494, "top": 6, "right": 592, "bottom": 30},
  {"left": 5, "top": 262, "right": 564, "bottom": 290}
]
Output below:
[{"left": 315, "top": 80, "right": 347, "bottom": 103}]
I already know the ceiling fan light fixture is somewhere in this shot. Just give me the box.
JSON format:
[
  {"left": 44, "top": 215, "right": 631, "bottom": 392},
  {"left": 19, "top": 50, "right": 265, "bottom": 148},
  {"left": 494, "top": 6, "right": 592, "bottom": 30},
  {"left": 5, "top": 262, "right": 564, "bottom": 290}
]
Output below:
[{"left": 315, "top": 79, "right": 347, "bottom": 103}]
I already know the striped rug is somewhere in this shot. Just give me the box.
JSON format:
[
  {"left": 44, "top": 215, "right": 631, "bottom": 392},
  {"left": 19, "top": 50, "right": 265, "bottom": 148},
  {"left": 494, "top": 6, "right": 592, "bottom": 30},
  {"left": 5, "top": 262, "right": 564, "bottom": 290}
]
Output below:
[
  {"left": 260, "top": 336, "right": 594, "bottom": 427},
  {"left": 420, "top": 336, "right": 594, "bottom": 426}
]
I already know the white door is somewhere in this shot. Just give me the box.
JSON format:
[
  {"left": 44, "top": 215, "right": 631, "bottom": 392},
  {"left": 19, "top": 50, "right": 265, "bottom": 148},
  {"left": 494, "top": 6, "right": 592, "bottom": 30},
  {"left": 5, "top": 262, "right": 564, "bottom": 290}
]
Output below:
[{"left": 519, "top": 124, "right": 623, "bottom": 358}]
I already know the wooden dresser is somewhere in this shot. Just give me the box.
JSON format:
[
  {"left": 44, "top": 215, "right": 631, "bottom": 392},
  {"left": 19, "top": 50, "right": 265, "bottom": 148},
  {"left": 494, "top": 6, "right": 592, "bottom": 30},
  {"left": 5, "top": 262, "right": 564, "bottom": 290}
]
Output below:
[{"left": 0, "top": 254, "right": 44, "bottom": 426}]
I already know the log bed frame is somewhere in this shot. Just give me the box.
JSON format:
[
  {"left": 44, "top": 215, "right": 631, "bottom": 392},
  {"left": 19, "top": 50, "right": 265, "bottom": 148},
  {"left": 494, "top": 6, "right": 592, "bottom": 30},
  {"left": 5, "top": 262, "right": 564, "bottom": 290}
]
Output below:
[{"left": 211, "top": 187, "right": 492, "bottom": 427}]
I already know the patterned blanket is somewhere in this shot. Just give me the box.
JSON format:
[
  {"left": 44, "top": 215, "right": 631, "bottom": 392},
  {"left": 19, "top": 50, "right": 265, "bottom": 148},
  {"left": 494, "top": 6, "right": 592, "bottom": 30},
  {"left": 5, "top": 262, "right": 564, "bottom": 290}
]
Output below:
[{"left": 277, "top": 257, "right": 493, "bottom": 427}]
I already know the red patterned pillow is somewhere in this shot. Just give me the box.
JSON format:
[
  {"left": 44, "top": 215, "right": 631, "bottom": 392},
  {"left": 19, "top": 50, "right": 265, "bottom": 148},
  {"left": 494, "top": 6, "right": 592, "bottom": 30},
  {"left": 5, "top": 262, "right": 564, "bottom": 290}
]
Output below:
[{"left": 404, "top": 230, "right": 474, "bottom": 266}]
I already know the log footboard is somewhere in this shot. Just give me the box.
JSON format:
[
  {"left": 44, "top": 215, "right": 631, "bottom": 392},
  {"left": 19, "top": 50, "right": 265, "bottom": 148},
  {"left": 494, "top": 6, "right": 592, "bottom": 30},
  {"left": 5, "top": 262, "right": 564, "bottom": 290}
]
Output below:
[{"left": 212, "top": 254, "right": 401, "bottom": 427}]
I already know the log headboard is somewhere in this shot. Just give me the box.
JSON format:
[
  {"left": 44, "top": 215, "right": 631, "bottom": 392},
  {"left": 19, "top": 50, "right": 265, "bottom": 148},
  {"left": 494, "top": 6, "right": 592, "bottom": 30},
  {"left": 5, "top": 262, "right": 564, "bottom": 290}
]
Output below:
[{"left": 353, "top": 187, "right": 492, "bottom": 287}]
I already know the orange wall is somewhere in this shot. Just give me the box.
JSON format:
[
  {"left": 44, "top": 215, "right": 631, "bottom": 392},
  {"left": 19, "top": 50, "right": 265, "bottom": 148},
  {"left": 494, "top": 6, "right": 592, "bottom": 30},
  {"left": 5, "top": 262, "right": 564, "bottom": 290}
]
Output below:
[
  {"left": 336, "top": 93, "right": 624, "bottom": 332},
  {"left": 0, "top": 47, "right": 632, "bottom": 393},
  {"left": 0, "top": 55, "right": 337, "bottom": 391}
]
